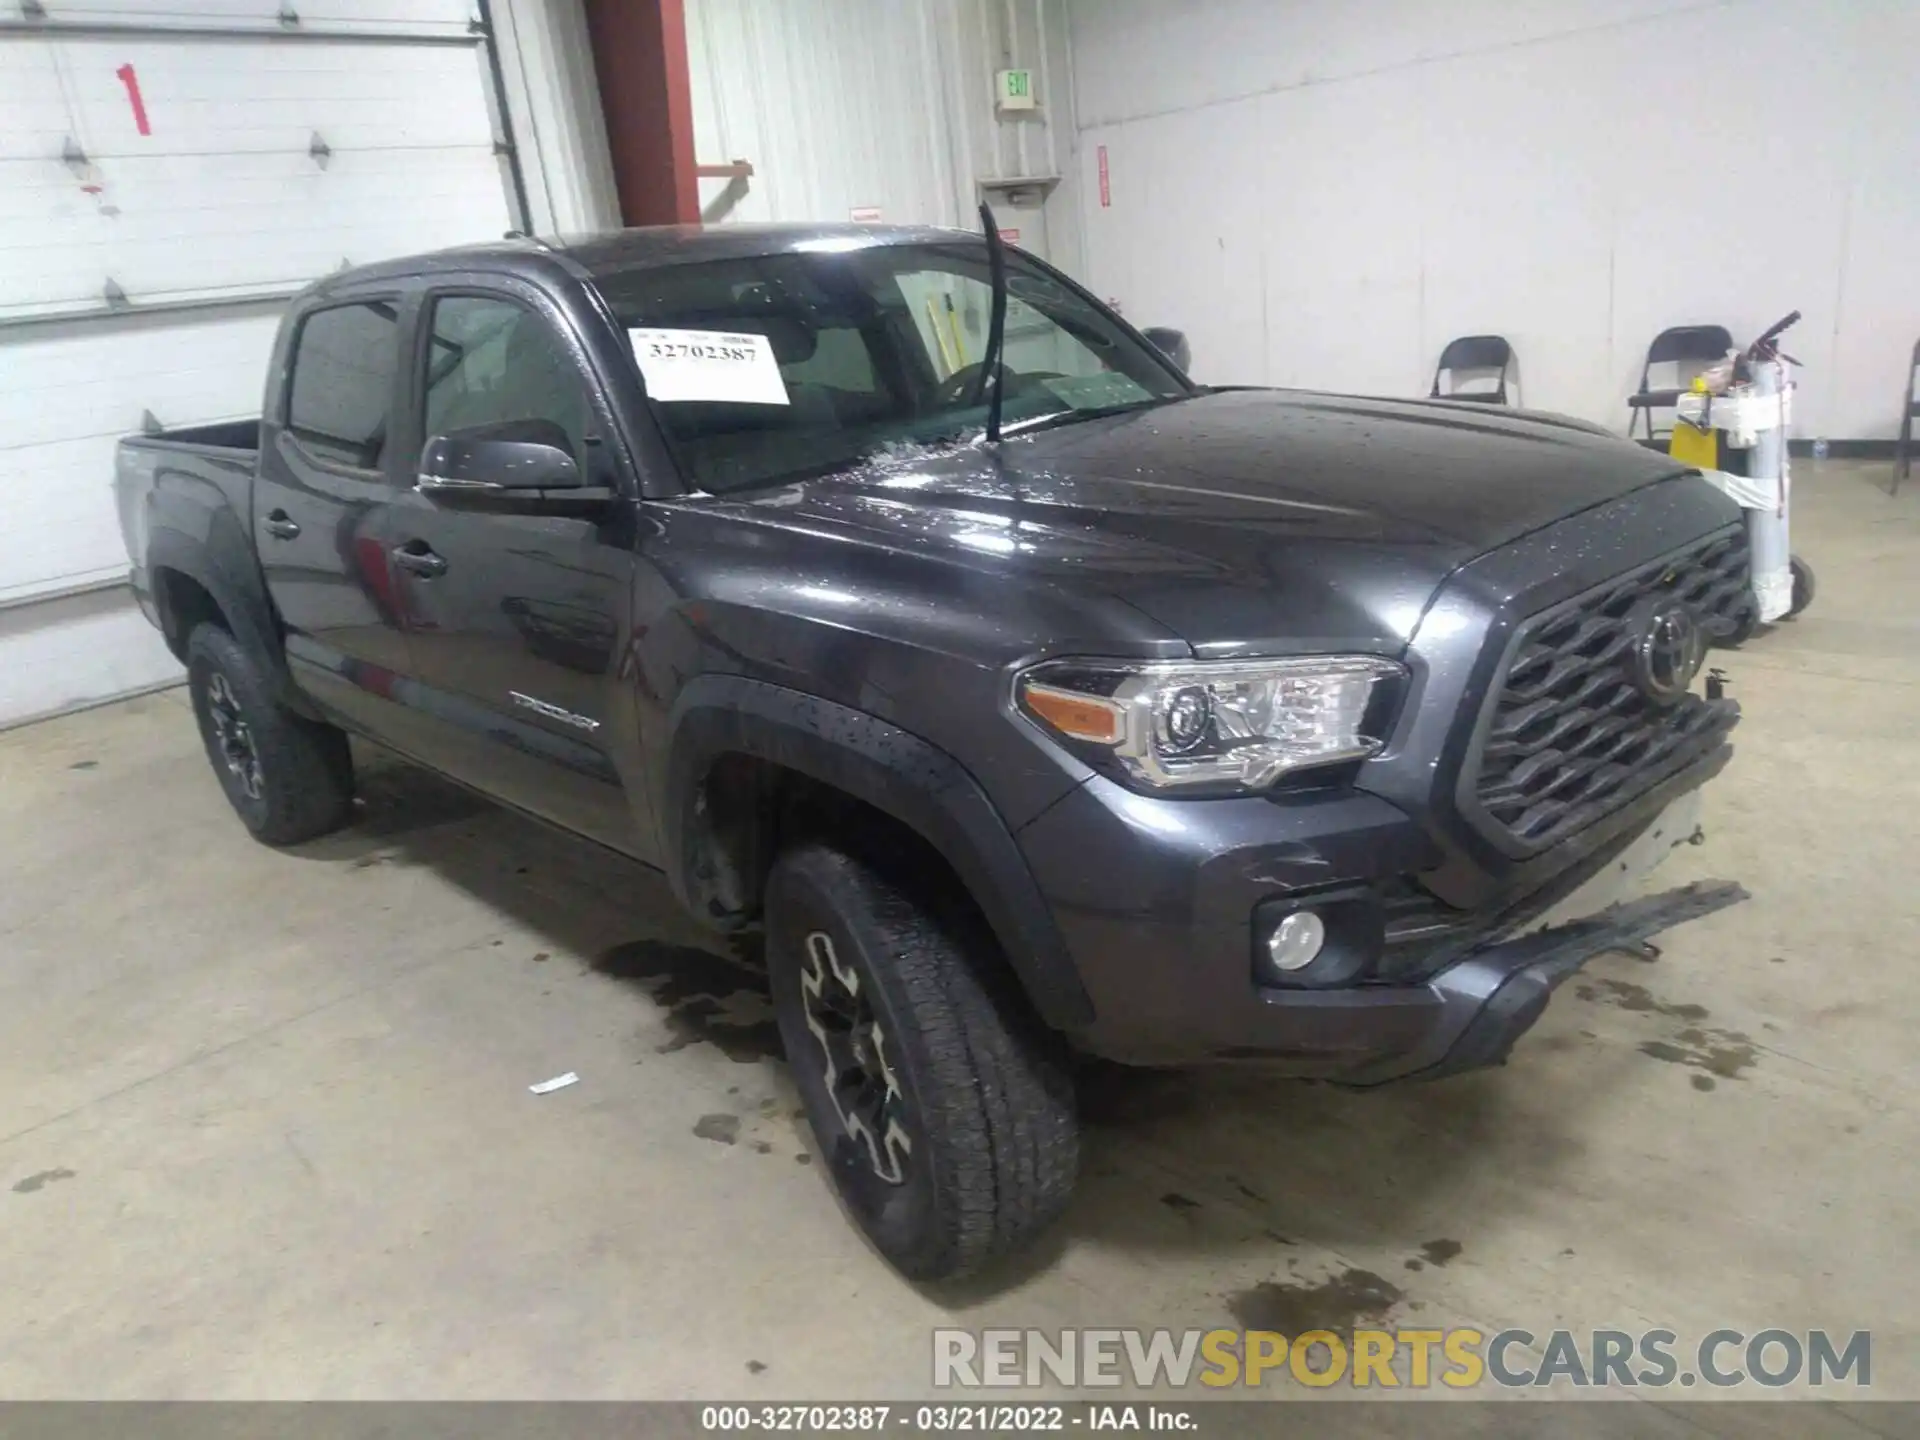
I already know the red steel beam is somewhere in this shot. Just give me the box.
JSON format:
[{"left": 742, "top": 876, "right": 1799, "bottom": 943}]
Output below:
[{"left": 580, "top": 0, "right": 699, "bottom": 226}]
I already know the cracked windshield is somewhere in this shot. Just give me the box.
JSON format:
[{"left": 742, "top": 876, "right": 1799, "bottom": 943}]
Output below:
[{"left": 594, "top": 240, "right": 1191, "bottom": 493}]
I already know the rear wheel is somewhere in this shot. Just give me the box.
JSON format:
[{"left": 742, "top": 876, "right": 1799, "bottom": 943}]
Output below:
[
  {"left": 186, "top": 623, "right": 354, "bottom": 844},
  {"left": 765, "top": 841, "right": 1079, "bottom": 1280}
]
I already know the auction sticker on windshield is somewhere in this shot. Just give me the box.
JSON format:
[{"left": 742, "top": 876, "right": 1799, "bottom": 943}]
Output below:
[{"left": 629, "top": 327, "right": 790, "bottom": 406}]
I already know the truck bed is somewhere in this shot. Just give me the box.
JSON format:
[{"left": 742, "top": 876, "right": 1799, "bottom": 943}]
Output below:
[
  {"left": 115, "top": 420, "right": 264, "bottom": 634},
  {"left": 127, "top": 418, "right": 262, "bottom": 455}
]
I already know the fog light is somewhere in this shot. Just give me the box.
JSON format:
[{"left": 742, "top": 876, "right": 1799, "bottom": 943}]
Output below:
[{"left": 1266, "top": 911, "right": 1326, "bottom": 972}]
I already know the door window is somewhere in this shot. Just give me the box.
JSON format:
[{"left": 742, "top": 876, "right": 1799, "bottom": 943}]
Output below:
[
  {"left": 285, "top": 300, "right": 401, "bottom": 471},
  {"left": 422, "top": 296, "right": 592, "bottom": 463}
]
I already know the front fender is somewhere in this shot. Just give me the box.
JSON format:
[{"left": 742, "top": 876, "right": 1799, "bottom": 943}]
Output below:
[{"left": 660, "top": 675, "right": 1095, "bottom": 1032}]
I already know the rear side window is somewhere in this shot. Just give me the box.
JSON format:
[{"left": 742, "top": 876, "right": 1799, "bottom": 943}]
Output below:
[{"left": 286, "top": 300, "right": 400, "bottom": 471}]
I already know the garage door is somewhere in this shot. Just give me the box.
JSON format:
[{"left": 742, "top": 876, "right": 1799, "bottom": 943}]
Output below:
[{"left": 0, "top": 0, "right": 522, "bottom": 727}]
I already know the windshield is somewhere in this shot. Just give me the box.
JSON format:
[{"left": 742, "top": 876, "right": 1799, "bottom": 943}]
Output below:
[{"left": 591, "top": 239, "right": 1193, "bottom": 494}]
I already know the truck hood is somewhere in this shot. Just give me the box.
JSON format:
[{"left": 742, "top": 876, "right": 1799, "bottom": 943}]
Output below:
[{"left": 737, "top": 388, "right": 1692, "bottom": 656}]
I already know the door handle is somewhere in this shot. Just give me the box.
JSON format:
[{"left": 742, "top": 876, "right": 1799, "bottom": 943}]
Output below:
[
  {"left": 262, "top": 511, "right": 301, "bottom": 540},
  {"left": 391, "top": 541, "right": 448, "bottom": 579}
]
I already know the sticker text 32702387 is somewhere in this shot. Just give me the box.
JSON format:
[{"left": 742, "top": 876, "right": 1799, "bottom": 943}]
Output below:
[{"left": 627, "top": 327, "right": 792, "bottom": 406}]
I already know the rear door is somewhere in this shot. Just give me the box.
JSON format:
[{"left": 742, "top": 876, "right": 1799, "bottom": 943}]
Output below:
[
  {"left": 383, "top": 278, "right": 644, "bottom": 854},
  {"left": 254, "top": 290, "right": 418, "bottom": 741}
]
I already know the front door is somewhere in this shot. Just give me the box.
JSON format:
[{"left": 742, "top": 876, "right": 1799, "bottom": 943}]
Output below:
[
  {"left": 253, "top": 291, "right": 416, "bottom": 741},
  {"left": 384, "top": 284, "right": 645, "bottom": 855}
]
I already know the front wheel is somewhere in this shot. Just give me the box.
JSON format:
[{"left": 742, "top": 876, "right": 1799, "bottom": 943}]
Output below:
[
  {"left": 186, "top": 624, "right": 355, "bottom": 845},
  {"left": 765, "top": 842, "right": 1079, "bottom": 1280}
]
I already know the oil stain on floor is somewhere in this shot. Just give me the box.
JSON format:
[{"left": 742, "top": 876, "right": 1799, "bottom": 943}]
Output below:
[
  {"left": 1226, "top": 1267, "right": 1404, "bottom": 1337},
  {"left": 1575, "top": 976, "right": 1758, "bottom": 1085},
  {"left": 693, "top": 1114, "right": 741, "bottom": 1145},
  {"left": 11, "top": 1168, "right": 76, "bottom": 1194},
  {"left": 595, "top": 940, "right": 782, "bottom": 1063},
  {"left": 1641, "top": 1026, "right": 1758, "bottom": 1081},
  {"left": 1575, "top": 977, "right": 1709, "bottom": 1023}
]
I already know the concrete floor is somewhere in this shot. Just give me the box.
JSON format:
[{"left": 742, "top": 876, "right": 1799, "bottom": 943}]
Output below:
[{"left": 2, "top": 461, "right": 1916, "bottom": 1408}]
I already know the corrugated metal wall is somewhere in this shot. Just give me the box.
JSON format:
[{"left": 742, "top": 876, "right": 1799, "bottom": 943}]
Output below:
[
  {"left": 685, "top": 0, "right": 1082, "bottom": 275},
  {"left": 493, "top": 0, "right": 621, "bottom": 236}
]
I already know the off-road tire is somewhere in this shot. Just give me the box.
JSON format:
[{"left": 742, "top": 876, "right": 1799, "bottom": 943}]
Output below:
[
  {"left": 765, "top": 841, "right": 1079, "bottom": 1281},
  {"left": 186, "top": 623, "right": 354, "bottom": 844}
]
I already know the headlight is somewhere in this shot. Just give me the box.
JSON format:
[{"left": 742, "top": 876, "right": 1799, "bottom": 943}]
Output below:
[{"left": 1016, "top": 655, "right": 1404, "bottom": 793}]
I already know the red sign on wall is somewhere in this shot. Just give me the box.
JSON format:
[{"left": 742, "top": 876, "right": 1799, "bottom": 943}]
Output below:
[
  {"left": 1097, "top": 145, "right": 1110, "bottom": 208},
  {"left": 116, "top": 63, "right": 152, "bottom": 136}
]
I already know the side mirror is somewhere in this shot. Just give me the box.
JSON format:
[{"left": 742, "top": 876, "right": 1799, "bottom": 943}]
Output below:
[
  {"left": 417, "top": 419, "right": 612, "bottom": 517},
  {"left": 420, "top": 418, "right": 583, "bottom": 496},
  {"left": 1142, "top": 327, "right": 1192, "bottom": 374}
]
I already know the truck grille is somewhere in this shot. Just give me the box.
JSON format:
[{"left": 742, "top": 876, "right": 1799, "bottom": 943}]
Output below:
[{"left": 1465, "top": 526, "right": 1749, "bottom": 854}]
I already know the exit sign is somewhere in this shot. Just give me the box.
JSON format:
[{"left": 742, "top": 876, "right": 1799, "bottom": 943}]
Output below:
[{"left": 996, "top": 69, "right": 1036, "bottom": 111}]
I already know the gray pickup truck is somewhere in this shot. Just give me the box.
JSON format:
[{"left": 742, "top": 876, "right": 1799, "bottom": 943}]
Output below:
[{"left": 116, "top": 224, "right": 1748, "bottom": 1278}]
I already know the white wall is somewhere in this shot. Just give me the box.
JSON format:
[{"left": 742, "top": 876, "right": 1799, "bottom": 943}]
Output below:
[
  {"left": 1067, "top": 0, "right": 1920, "bottom": 438},
  {"left": 685, "top": 0, "right": 1083, "bottom": 275}
]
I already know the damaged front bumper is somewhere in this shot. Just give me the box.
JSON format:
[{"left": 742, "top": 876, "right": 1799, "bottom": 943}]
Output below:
[
  {"left": 1339, "top": 878, "right": 1749, "bottom": 1085},
  {"left": 1021, "top": 769, "right": 1743, "bottom": 1072}
]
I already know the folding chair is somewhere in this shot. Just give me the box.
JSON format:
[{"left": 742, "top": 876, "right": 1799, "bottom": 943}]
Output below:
[
  {"left": 1627, "top": 324, "right": 1733, "bottom": 441},
  {"left": 1895, "top": 338, "right": 1919, "bottom": 496},
  {"left": 1430, "top": 335, "right": 1516, "bottom": 405}
]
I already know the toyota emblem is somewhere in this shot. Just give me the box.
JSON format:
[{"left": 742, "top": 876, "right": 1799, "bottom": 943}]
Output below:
[{"left": 1633, "top": 604, "right": 1704, "bottom": 705}]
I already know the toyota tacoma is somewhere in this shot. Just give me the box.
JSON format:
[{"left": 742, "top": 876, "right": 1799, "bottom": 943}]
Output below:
[{"left": 114, "top": 223, "right": 1749, "bottom": 1279}]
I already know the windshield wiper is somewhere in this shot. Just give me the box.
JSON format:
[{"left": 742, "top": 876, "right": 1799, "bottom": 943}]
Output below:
[
  {"left": 995, "top": 394, "right": 1190, "bottom": 440},
  {"left": 977, "top": 203, "right": 1009, "bottom": 444}
]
